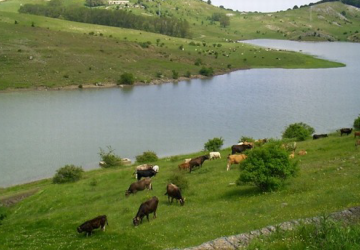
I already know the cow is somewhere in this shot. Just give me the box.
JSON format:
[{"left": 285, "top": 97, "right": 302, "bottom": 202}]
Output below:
[
  {"left": 313, "top": 134, "right": 328, "bottom": 140},
  {"left": 125, "top": 178, "right": 152, "bottom": 197},
  {"left": 178, "top": 162, "right": 190, "bottom": 171},
  {"left": 136, "top": 169, "right": 157, "bottom": 181},
  {"left": 281, "top": 142, "right": 297, "bottom": 152},
  {"left": 354, "top": 131, "right": 360, "bottom": 138},
  {"left": 209, "top": 152, "right": 221, "bottom": 160},
  {"left": 298, "top": 150, "right": 307, "bottom": 156},
  {"left": 340, "top": 128, "right": 353, "bottom": 136},
  {"left": 152, "top": 165, "right": 159, "bottom": 173},
  {"left": 189, "top": 155, "right": 209, "bottom": 172},
  {"left": 184, "top": 158, "right": 191, "bottom": 163},
  {"left": 135, "top": 164, "right": 153, "bottom": 171},
  {"left": 165, "top": 183, "right": 185, "bottom": 206},
  {"left": 77, "top": 215, "right": 108, "bottom": 236},
  {"left": 231, "top": 144, "right": 253, "bottom": 154},
  {"left": 227, "top": 154, "right": 247, "bottom": 171},
  {"left": 133, "top": 196, "right": 159, "bottom": 226},
  {"left": 356, "top": 140, "right": 360, "bottom": 148}
]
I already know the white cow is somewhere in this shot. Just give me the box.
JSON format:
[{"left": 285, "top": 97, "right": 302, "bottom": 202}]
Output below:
[{"left": 209, "top": 152, "right": 221, "bottom": 160}]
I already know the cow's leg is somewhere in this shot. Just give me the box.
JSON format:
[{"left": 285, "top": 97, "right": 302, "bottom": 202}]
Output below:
[
  {"left": 146, "top": 214, "right": 149, "bottom": 222},
  {"left": 153, "top": 210, "right": 157, "bottom": 218},
  {"left": 171, "top": 197, "right": 174, "bottom": 203}
]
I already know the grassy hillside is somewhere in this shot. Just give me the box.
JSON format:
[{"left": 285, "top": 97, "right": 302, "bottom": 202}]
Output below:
[
  {"left": 0, "top": 133, "right": 359, "bottom": 249},
  {"left": 0, "top": 0, "right": 353, "bottom": 90}
]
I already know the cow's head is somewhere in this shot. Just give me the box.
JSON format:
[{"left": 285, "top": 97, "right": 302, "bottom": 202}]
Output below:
[
  {"left": 125, "top": 190, "right": 131, "bottom": 197},
  {"left": 180, "top": 197, "right": 185, "bottom": 206},
  {"left": 77, "top": 226, "right": 83, "bottom": 233},
  {"left": 133, "top": 217, "right": 141, "bottom": 226}
]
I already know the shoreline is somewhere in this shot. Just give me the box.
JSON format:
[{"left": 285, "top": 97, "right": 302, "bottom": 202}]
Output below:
[{"left": 0, "top": 68, "right": 246, "bottom": 94}]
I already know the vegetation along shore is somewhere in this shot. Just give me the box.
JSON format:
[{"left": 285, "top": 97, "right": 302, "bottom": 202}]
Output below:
[{"left": 1, "top": 0, "right": 358, "bottom": 91}]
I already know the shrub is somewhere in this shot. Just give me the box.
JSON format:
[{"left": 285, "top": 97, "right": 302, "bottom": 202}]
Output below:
[
  {"left": 118, "top": 72, "right": 134, "bottom": 85},
  {"left": 167, "top": 172, "right": 188, "bottom": 191},
  {"left": 136, "top": 151, "right": 158, "bottom": 163},
  {"left": 185, "top": 71, "right": 191, "bottom": 78},
  {"left": 204, "top": 137, "right": 224, "bottom": 152},
  {"left": 199, "top": 66, "right": 214, "bottom": 76},
  {"left": 237, "top": 142, "right": 298, "bottom": 192},
  {"left": 282, "top": 122, "right": 314, "bottom": 141},
  {"left": 0, "top": 206, "right": 8, "bottom": 225},
  {"left": 52, "top": 165, "right": 84, "bottom": 184},
  {"left": 194, "top": 58, "right": 203, "bottom": 66},
  {"left": 99, "top": 146, "right": 123, "bottom": 167},
  {"left": 172, "top": 70, "right": 179, "bottom": 79},
  {"left": 239, "top": 136, "right": 255, "bottom": 143},
  {"left": 354, "top": 114, "right": 360, "bottom": 130}
]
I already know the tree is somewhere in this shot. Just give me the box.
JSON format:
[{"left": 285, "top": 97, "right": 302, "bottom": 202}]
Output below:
[
  {"left": 238, "top": 142, "right": 298, "bottom": 192},
  {"left": 136, "top": 151, "right": 158, "bottom": 163},
  {"left": 207, "top": 0, "right": 211, "bottom": 5},
  {"left": 282, "top": 122, "right": 314, "bottom": 141},
  {"left": 118, "top": 72, "right": 134, "bottom": 85},
  {"left": 354, "top": 114, "right": 360, "bottom": 130},
  {"left": 99, "top": 146, "right": 123, "bottom": 167},
  {"left": 219, "top": 15, "right": 230, "bottom": 27},
  {"left": 204, "top": 137, "right": 224, "bottom": 152},
  {"left": 52, "top": 165, "right": 84, "bottom": 184}
]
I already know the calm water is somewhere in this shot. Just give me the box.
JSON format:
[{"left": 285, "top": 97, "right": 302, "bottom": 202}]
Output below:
[{"left": 1, "top": 40, "right": 359, "bottom": 187}]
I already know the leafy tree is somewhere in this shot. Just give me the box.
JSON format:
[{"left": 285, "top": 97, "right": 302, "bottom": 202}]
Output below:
[
  {"left": 204, "top": 137, "right": 224, "bottom": 152},
  {"left": 238, "top": 142, "right": 298, "bottom": 192},
  {"left": 199, "top": 66, "right": 214, "bottom": 76},
  {"left": 99, "top": 146, "right": 123, "bottom": 167},
  {"left": 118, "top": 72, "right": 134, "bottom": 85},
  {"left": 282, "top": 122, "right": 314, "bottom": 141},
  {"left": 136, "top": 151, "right": 158, "bottom": 163},
  {"left": 354, "top": 114, "right": 360, "bottom": 130},
  {"left": 219, "top": 14, "right": 230, "bottom": 27},
  {"left": 172, "top": 70, "right": 179, "bottom": 79},
  {"left": 53, "top": 165, "right": 84, "bottom": 184},
  {"left": 207, "top": 0, "right": 211, "bottom": 5}
]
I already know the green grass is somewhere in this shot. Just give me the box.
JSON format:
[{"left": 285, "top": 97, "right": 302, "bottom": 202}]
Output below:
[
  {"left": 0, "top": 0, "right": 351, "bottom": 90},
  {"left": 0, "top": 133, "right": 359, "bottom": 249}
]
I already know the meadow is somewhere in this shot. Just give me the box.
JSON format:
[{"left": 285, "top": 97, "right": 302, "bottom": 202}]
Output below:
[{"left": 1, "top": 132, "right": 359, "bottom": 249}]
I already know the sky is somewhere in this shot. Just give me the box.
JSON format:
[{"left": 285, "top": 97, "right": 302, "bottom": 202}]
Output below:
[{"left": 208, "top": 0, "right": 318, "bottom": 12}]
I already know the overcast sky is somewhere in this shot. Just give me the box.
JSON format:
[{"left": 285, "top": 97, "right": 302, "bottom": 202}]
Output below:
[{"left": 207, "top": 0, "right": 318, "bottom": 12}]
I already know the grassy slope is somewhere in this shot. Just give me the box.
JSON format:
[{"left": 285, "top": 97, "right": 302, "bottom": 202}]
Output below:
[
  {"left": 0, "top": 0, "right": 352, "bottom": 90},
  {"left": 0, "top": 133, "right": 359, "bottom": 249}
]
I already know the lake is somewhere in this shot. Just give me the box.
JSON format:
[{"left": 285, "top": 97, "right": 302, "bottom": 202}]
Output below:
[{"left": 1, "top": 39, "right": 359, "bottom": 187}]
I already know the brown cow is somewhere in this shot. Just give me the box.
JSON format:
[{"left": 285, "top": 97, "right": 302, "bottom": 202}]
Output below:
[
  {"left": 165, "top": 183, "right": 185, "bottom": 206},
  {"left": 125, "top": 178, "right": 152, "bottom": 197},
  {"left": 133, "top": 196, "right": 159, "bottom": 226},
  {"left": 189, "top": 155, "right": 209, "bottom": 172},
  {"left": 231, "top": 144, "right": 253, "bottom": 154},
  {"left": 298, "top": 150, "right": 307, "bottom": 156},
  {"left": 178, "top": 162, "right": 190, "bottom": 171},
  {"left": 227, "top": 154, "right": 247, "bottom": 171},
  {"left": 77, "top": 215, "right": 108, "bottom": 236},
  {"left": 354, "top": 131, "right": 360, "bottom": 138}
]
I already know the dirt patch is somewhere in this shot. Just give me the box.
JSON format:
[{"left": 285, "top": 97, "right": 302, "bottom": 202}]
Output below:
[{"left": 0, "top": 189, "right": 39, "bottom": 207}]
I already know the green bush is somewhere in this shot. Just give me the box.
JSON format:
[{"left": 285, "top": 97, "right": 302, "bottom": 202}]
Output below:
[
  {"left": 238, "top": 136, "right": 255, "bottom": 143},
  {"left": 0, "top": 206, "right": 8, "bottom": 225},
  {"left": 194, "top": 58, "right": 203, "bottom": 66},
  {"left": 136, "top": 151, "right": 158, "bottom": 163},
  {"left": 354, "top": 115, "right": 360, "bottom": 130},
  {"left": 237, "top": 142, "right": 298, "bottom": 192},
  {"left": 172, "top": 70, "right": 179, "bottom": 79},
  {"left": 168, "top": 172, "right": 188, "bottom": 191},
  {"left": 52, "top": 165, "right": 84, "bottom": 184},
  {"left": 99, "top": 146, "right": 123, "bottom": 167},
  {"left": 282, "top": 122, "right": 314, "bottom": 141},
  {"left": 204, "top": 137, "right": 224, "bottom": 152},
  {"left": 118, "top": 72, "right": 134, "bottom": 85},
  {"left": 199, "top": 66, "right": 214, "bottom": 76}
]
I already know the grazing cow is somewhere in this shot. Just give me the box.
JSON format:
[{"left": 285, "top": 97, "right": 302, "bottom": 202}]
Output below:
[
  {"left": 356, "top": 140, "right": 360, "bottom": 148},
  {"left": 227, "top": 154, "right": 247, "bottom": 171},
  {"left": 231, "top": 144, "right": 253, "bottom": 154},
  {"left": 136, "top": 169, "right": 157, "bottom": 181},
  {"left": 313, "top": 134, "right": 328, "bottom": 140},
  {"left": 298, "top": 150, "right": 307, "bottom": 156},
  {"left": 354, "top": 131, "right": 360, "bottom": 138},
  {"left": 184, "top": 158, "right": 191, "bottom": 163},
  {"left": 133, "top": 196, "right": 159, "bottom": 226},
  {"left": 255, "top": 138, "right": 267, "bottom": 146},
  {"left": 178, "top": 162, "right": 190, "bottom": 171},
  {"left": 152, "top": 165, "right": 159, "bottom": 173},
  {"left": 165, "top": 183, "right": 185, "bottom": 206},
  {"left": 209, "top": 152, "right": 221, "bottom": 160},
  {"left": 125, "top": 178, "right": 152, "bottom": 197},
  {"left": 189, "top": 155, "right": 209, "bottom": 172},
  {"left": 77, "top": 215, "right": 108, "bottom": 236},
  {"left": 134, "top": 164, "right": 159, "bottom": 179},
  {"left": 340, "top": 128, "right": 353, "bottom": 136}
]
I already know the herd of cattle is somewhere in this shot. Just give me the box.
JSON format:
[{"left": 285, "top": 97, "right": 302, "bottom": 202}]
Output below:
[{"left": 77, "top": 128, "right": 360, "bottom": 236}]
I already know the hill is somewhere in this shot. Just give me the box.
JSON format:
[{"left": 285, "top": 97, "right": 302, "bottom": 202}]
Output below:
[
  {"left": 0, "top": 132, "right": 359, "bottom": 249},
  {"left": 0, "top": 0, "right": 356, "bottom": 90}
]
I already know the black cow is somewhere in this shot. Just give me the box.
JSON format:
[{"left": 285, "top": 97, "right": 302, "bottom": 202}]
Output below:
[
  {"left": 136, "top": 169, "right": 157, "bottom": 181},
  {"left": 125, "top": 178, "right": 152, "bottom": 197},
  {"left": 133, "top": 196, "right": 159, "bottom": 226},
  {"left": 189, "top": 155, "right": 209, "bottom": 172},
  {"left": 77, "top": 215, "right": 108, "bottom": 236},
  {"left": 165, "top": 183, "right": 185, "bottom": 206},
  {"left": 340, "top": 128, "right": 353, "bottom": 136},
  {"left": 231, "top": 144, "right": 253, "bottom": 154},
  {"left": 313, "top": 134, "right": 328, "bottom": 140}
]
